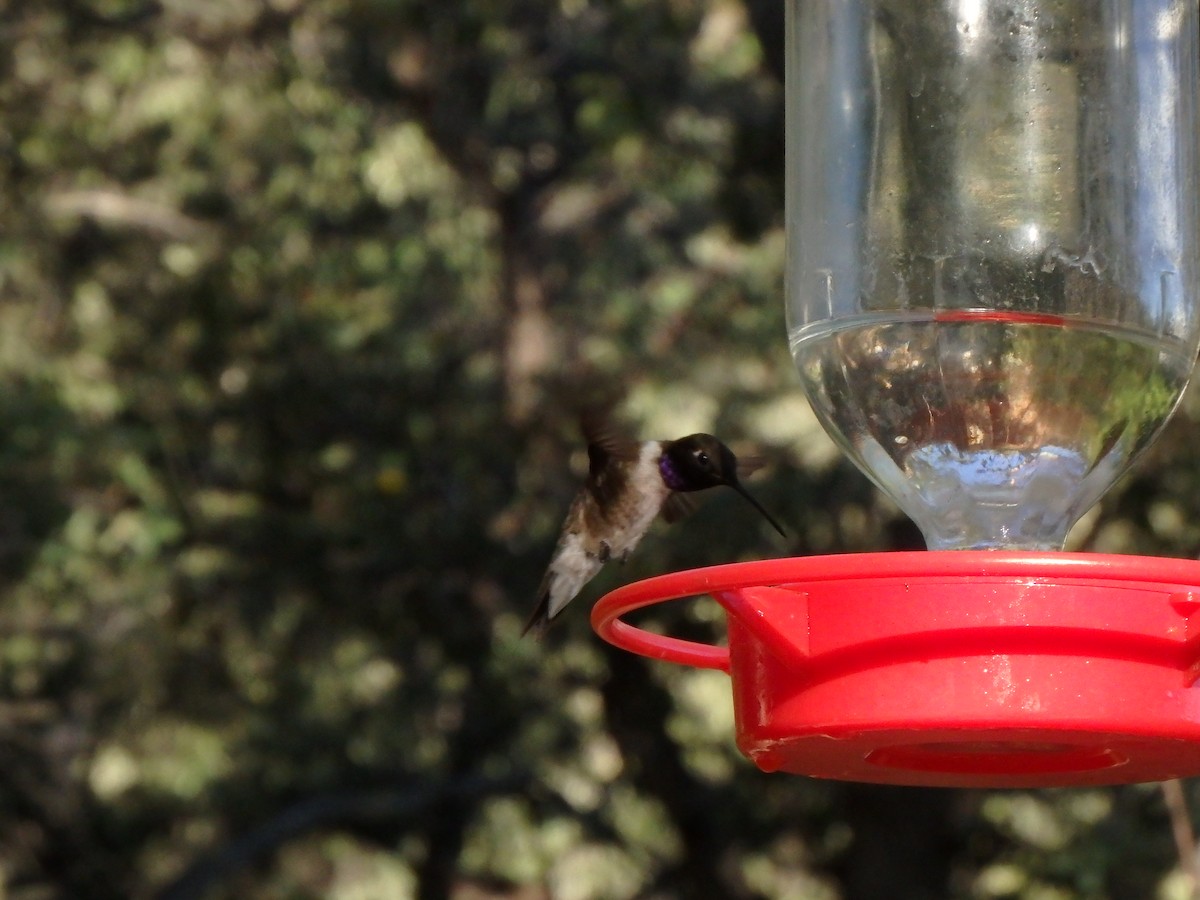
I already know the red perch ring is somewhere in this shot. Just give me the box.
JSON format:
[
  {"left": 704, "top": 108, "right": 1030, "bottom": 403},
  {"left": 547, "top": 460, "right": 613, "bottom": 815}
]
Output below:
[{"left": 590, "top": 552, "right": 1200, "bottom": 788}]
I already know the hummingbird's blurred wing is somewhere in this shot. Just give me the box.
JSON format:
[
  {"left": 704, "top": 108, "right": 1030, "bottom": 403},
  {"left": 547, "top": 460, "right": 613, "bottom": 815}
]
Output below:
[
  {"left": 660, "top": 492, "right": 696, "bottom": 523},
  {"left": 580, "top": 406, "right": 640, "bottom": 510},
  {"left": 734, "top": 454, "right": 765, "bottom": 480},
  {"left": 581, "top": 407, "right": 638, "bottom": 462}
]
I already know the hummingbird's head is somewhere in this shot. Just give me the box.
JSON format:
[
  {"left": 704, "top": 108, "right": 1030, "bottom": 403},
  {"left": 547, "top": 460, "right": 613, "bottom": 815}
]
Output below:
[
  {"left": 662, "top": 434, "right": 786, "bottom": 537},
  {"left": 663, "top": 434, "right": 738, "bottom": 490}
]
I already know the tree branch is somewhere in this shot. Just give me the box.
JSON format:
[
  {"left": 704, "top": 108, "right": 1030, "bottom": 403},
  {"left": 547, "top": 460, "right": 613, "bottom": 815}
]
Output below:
[{"left": 1162, "top": 779, "right": 1200, "bottom": 899}]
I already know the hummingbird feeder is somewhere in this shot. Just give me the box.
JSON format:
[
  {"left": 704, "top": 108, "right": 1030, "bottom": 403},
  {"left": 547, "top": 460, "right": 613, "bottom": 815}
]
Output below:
[{"left": 592, "top": 0, "right": 1200, "bottom": 787}]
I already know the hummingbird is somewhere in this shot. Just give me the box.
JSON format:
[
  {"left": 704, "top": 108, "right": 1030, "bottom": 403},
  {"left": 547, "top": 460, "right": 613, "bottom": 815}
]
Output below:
[{"left": 523, "top": 412, "right": 785, "bottom": 636}]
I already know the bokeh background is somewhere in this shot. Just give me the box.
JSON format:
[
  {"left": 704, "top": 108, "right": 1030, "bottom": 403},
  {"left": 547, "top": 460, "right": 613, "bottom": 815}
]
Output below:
[{"left": 4, "top": 0, "right": 1200, "bottom": 897}]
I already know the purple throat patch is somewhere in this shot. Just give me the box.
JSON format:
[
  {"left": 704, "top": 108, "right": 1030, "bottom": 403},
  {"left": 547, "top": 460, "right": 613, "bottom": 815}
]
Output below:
[{"left": 658, "top": 454, "right": 687, "bottom": 491}]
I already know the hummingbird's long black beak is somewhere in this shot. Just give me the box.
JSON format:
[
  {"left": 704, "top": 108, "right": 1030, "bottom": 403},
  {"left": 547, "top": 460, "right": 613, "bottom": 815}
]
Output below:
[{"left": 729, "top": 482, "right": 786, "bottom": 538}]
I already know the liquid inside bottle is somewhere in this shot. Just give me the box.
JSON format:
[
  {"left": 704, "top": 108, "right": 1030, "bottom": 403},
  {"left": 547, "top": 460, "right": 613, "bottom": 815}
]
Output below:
[{"left": 791, "top": 312, "right": 1193, "bottom": 550}]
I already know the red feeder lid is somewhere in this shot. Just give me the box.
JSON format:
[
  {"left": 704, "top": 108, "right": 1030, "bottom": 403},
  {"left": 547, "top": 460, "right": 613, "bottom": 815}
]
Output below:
[{"left": 590, "top": 552, "right": 1200, "bottom": 788}]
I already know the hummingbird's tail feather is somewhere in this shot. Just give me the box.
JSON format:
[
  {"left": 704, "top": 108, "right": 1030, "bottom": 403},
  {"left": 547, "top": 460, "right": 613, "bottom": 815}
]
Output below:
[{"left": 522, "top": 579, "right": 553, "bottom": 638}]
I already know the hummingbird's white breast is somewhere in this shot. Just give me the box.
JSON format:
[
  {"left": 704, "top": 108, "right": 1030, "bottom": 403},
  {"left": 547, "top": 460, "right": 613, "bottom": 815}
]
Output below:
[
  {"left": 544, "top": 441, "right": 670, "bottom": 620},
  {"left": 605, "top": 440, "right": 673, "bottom": 553}
]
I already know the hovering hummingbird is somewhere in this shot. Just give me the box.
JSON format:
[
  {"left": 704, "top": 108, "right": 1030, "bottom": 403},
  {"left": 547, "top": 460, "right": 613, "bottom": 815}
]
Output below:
[{"left": 523, "top": 412, "right": 785, "bottom": 636}]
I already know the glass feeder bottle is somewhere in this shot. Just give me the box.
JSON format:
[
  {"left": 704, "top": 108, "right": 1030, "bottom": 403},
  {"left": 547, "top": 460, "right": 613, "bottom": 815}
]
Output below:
[
  {"left": 787, "top": 0, "right": 1200, "bottom": 550},
  {"left": 592, "top": 0, "right": 1200, "bottom": 790}
]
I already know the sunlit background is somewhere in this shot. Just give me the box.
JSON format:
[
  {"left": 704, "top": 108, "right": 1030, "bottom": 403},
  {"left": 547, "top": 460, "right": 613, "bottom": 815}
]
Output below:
[{"left": 2, "top": 0, "right": 1200, "bottom": 897}]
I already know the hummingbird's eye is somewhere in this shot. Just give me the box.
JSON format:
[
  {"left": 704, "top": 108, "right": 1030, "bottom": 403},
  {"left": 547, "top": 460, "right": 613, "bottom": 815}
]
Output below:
[{"left": 695, "top": 450, "right": 710, "bottom": 466}]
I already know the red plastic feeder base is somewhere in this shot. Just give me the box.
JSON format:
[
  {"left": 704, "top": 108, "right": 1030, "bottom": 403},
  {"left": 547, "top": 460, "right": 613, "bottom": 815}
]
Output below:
[{"left": 590, "top": 552, "right": 1200, "bottom": 788}]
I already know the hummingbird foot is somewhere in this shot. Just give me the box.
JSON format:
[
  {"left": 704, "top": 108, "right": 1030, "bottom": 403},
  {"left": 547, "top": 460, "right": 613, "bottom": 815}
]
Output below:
[{"left": 597, "top": 541, "right": 612, "bottom": 563}]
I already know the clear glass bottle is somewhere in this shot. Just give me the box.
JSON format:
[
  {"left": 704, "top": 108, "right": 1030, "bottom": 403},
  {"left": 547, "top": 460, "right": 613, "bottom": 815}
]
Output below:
[{"left": 787, "top": 0, "right": 1200, "bottom": 549}]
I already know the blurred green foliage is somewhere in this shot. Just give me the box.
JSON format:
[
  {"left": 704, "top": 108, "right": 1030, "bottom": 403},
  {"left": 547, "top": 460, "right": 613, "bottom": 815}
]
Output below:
[{"left": 1, "top": 0, "right": 1200, "bottom": 898}]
